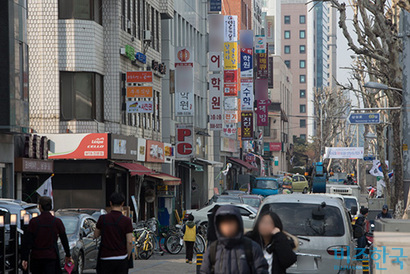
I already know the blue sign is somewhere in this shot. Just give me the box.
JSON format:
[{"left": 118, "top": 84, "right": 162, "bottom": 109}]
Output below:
[
  {"left": 209, "top": 0, "right": 222, "bottom": 12},
  {"left": 363, "top": 156, "right": 376, "bottom": 161},
  {"left": 135, "top": 52, "right": 146, "bottom": 64},
  {"left": 240, "top": 48, "right": 253, "bottom": 78},
  {"left": 348, "top": 113, "right": 380, "bottom": 124}
]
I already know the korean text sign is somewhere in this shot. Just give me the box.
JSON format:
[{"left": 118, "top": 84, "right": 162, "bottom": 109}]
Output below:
[{"left": 209, "top": 74, "right": 223, "bottom": 131}]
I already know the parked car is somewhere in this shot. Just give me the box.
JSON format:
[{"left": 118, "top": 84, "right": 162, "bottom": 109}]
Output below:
[
  {"left": 282, "top": 175, "right": 293, "bottom": 192},
  {"left": 57, "top": 208, "right": 107, "bottom": 220},
  {"left": 221, "top": 190, "right": 247, "bottom": 195},
  {"left": 238, "top": 194, "right": 264, "bottom": 209},
  {"left": 207, "top": 195, "right": 242, "bottom": 205},
  {"left": 55, "top": 211, "right": 99, "bottom": 274},
  {"left": 343, "top": 196, "right": 360, "bottom": 218},
  {"left": 251, "top": 177, "right": 283, "bottom": 197},
  {"left": 258, "top": 194, "right": 357, "bottom": 274},
  {"left": 292, "top": 174, "right": 309, "bottom": 193},
  {"left": 186, "top": 203, "right": 257, "bottom": 232}
]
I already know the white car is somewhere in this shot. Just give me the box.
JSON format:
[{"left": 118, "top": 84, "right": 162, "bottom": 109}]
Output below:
[{"left": 186, "top": 203, "right": 257, "bottom": 232}]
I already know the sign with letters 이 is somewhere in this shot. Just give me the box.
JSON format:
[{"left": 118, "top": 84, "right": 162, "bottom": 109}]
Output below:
[
  {"left": 176, "top": 124, "right": 194, "bottom": 159},
  {"left": 224, "top": 15, "right": 238, "bottom": 42},
  {"left": 241, "top": 79, "right": 254, "bottom": 111},
  {"left": 224, "top": 42, "right": 238, "bottom": 70},
  {"left": 209, "top": 74, "right": 223, "bottom": 131},
  {"left": 256, "top": 99, "right": 271, "bottom": 126},
  {"left": 240, "top": 48, "right": 253, "bottom": 78},
  {"left": 241, "top": 112, "right": 254, "bottom": 140},
  {"left": 209, "top": 52, "right": 223, "bottom": 71},
  {"left": 126, "top": 101, "right": 153, "bottom": 113},
  {"left": 126, "top": 71, "right": 153, "bottom": 83}
]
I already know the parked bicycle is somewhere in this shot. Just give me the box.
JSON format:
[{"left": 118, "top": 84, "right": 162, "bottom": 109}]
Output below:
[
  {"left": 165, "top": 222, "right": 206, "bottom": 255},
  {"left": 134, "top": 218, "right": 164, "bottom": 259}
]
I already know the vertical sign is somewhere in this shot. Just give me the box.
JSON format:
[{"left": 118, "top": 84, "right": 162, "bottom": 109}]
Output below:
[
  {"left": 255, "top": 35, "right": 266, "bottom": 53},
  {"left": 224, "top": 15, "right": 238, "bottom": 42},
  {"left": 240, "top": 48, "right": 253, "bottom": 78},
  {"left": 223, "top": 42, "right": 238, "bottom": 70},
  {"left": 256, "top": 99, "right": 271, "bottom": 126},
  {"left": 209, "top": 52, "right": 223, "bottom": 71},
  {"left": 241, "top": 112, "right": 254, "bottom": 140},
  {"left": 255, "top": 78, "right": 269, "bottom": 101},
  {"left": 256, "top": 52, "right": 268, "bottom": 79},
  {"left": 265, "top": 16, "right": 275, "bottom": 44},
  {"left": 176, "top": 124, "right": 194, "bottom": 159},
  {"left": 209, "top": 0, "right": 222, "bottom": 13},
  {"left": 240, "top": 79, "right": 254, "bottom": 111},
  {"left": 209, "top": 74, "right": 223, "bottom": 131},
  {"left": 268, "top": 56, "right": 274, "bottom": 88},
  {"left": 175, "top": 47, "right": 194, "bottom": 116},
  {"left": 209, "top": 14, "right": 224, "bottom": 51}
]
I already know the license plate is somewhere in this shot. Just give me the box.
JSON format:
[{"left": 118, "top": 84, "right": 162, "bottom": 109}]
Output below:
[{"left": 297, "top": 256, "right": 315, "bottom": 270}]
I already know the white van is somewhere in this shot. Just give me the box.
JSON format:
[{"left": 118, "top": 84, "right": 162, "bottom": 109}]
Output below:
[{"left": 259, "top": 194, "right": 357, "bottom": 274}]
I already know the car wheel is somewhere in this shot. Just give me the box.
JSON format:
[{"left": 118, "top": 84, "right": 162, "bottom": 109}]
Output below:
[
  {"left": 302, "top": 187, "right": 308, "bottom": 194},
  {"left": 200, "top": 222, "right": 208, "bottom": 236},
  {"left": 74, "top": 252, "right": 84, "bottom": 274}
]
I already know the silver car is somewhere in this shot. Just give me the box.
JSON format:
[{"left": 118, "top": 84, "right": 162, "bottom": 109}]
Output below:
[{"left": 259, "top": 194, "right": 357, "bottom": 274}]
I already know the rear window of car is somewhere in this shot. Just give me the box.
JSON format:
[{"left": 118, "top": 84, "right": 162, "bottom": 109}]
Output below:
[
  {"left": 242, "top": 197, "right": 261, "bottom": 208},
  {"left": 344, "top": 198, "right": 357, "bottom": 210},
  {"left": 216, "top": 196, "right": 241, "bottom": 203},
  {"left": 261, "top": 202, "right": 345, "bottom": 236}
]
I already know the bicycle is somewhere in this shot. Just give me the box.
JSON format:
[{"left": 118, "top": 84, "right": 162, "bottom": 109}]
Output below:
[
  {"left": 165, "top": 222, "right": 206, "bottom": 255},
  {"left": 134, "top": 218, "right": 164, "bottom": 259}
]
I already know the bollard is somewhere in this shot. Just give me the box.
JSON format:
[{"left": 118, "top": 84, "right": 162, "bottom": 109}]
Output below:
[
  {"left": 10, "top": 214, "right": 18, "bottom": 273},
  {"left": 196, "top": 253, "right": 203, "bottom": 274},
  {"left": 362, "top": 257, "right": 370, "bottom": 273},
  {"left": 22, "top": 214, "right": 30, "bottom": 274},
  {"left": 0, "top": 216, "right": 5, "bottom": 273}
]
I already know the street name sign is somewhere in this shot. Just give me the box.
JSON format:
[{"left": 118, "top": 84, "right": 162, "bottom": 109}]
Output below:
[{"left": 348, "top": 113, "right": 380, "bottom": 124}]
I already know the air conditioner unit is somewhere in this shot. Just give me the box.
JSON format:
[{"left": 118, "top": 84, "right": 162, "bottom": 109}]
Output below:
[
  {"left": 120, "top": 47, "right": 126, "bottom": 55},
  {"left": 127, "top": 20, "right": 132, "bottom": 30},
  {"left": 144, "top": 30, "right": 151, "bottom": 41}
]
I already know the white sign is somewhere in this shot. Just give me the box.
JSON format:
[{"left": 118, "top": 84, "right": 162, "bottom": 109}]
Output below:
[
  {"left": 209, "top": 52, "right": 223, "bottom": 71},
  {"left": 323, "top": 147, "right": 364, "bottom": 159},
  {"left": 224, "top": 110, "right": 238, "bottom": 123},
  {"left": 241, "top": 80, "right": 254, "bottom": 111},
  {"left": 209, "top": 14, "right": 224, "bottom": 52},
  {"left": 223, "top": 97, "right": 238, "bottom": 110},
  {"left": 137, "top": 138, "right": 146, "bottom": 162},
  {"left": 265, "top": 16, "right": 275, "bottom": 44},
  {"left": 224, "top": 15, "right": 238, "bottom": 42},
  {"left": 113, "top": 139, "right": 126, "bottom": 154},
  {"left": 126, "top": 100, "right": 153, "bottom": 113},
  {"left": 255, "top": 35, "right": 266, "bottom": 53},
  {"left": 209, "top": 74, "right": 223, "bottom": 131},
  {"left": 175, "top": 92, "right": 194, "bottom": 116},
  {"left": 175, "top": 47, "right": 194, "bottom": 116},
  {"left": 176, "top": 124, "right": 194, "bottom": 159},
  {"left": 223, "top": 123, "right": 237, "bottom": 136}
]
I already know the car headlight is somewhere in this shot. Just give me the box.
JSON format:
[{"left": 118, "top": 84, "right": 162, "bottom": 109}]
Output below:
[{"left": 69, "top": 241, "right": 76, "bottom": 249}]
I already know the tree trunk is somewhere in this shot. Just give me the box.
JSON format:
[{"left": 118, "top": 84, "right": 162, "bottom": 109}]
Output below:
[{"left": 391, "top": 109, "right": 405, "bottom": 217}]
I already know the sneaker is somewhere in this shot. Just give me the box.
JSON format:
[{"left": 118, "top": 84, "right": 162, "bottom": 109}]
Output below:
[
  {"left": 186, "top": 259, "right": 189, "bottom": 263},
  {"left": 189, "top": 261, "right": 193, "bottom": 264}
]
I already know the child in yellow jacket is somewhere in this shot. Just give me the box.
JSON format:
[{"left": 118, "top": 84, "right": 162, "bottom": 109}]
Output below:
[{"left": 183, "top": 214, "right": 196, "bottom": 264}]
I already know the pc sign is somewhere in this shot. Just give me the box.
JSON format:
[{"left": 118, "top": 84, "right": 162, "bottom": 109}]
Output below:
[{"left": 176, "top": 124, "right": 194, "bottom": 159}]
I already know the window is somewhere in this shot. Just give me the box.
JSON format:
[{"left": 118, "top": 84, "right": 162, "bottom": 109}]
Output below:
[
  {"left": 300, "top": 134, "right": 306, "bottom": 140},
  {"left": 300, "top": 15, "right": 306, "bottom": 24},
  {"left": 300, "top": 45, "right": 306, "bottom": 53},
  {"left": 300, "top": 89, "right": 306, "bottom": 98},
  {"left": 121, "top": 0, "right": 126, "bottom": 30},
  {"left": 60, "top": 72, "right": 104, "bottom": 121},
  {"left": 284, "top": 45, "right": 291, "bottom": 54},
  {"left": 300, "top": 60, "right": 306, "bottom": 68},
  {"left": 300, "top": 75, "right": 306, "bottom": 83},
  {"left": 300, "top": 104, "right": 306, "bottom": 113},
  {"left": 300, "top": 119, "right": 306, "bottom": 128},
  {"left": 264, "top": 118, "right": 271, "bottom": 136},
  {"left": 58, "top": 0, "right": 102, "bottom": 24},
  {"left": 284, "top": 31, "right": 291, "bottom": 39},
  {"left": 284, "top": 15, "right": 290, "bottom": 24},
  {"left": 300, "top": 30, "right": 306, "bottom": 39},
  {"left": 284, "top": 60, "right": 291, "bottom": 68},
  {"left": 151, "top": 7, "right": 155, "bottom": 49}
]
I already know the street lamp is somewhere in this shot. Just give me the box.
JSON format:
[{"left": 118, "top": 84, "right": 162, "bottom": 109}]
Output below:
[{"left": 364, "top": 81, "right": 403, "bottom": 94}]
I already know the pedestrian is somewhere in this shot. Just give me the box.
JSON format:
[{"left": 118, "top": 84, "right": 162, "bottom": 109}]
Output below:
[
  {"left": 182, "top": 214, "right": 196, "bottom": 264},
  {"left": 355, "top": 207, "right": 369, "bottom": 259},
  {"left": 94, "top": 192, "right": 133, "bottom": 274},
  {"left": 200, "top": 205, "right": 268, "bottom": 274},
  {"left": 246, "top": 211, "right": 297, "bottom": 274},
  {"left": 21, "top": 196, "right": 72, "bottom": 274},
  {"left": 206, "top": 204, "right": 220, "bottom": 245},
  {"left": 376, "top": 204, "right": 392, "bottom": 219}
]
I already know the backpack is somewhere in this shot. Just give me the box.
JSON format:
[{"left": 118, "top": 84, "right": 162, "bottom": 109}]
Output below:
[
  {"left": 209, "top": 237, "right": 254, "bottom": 274},
  {"left": 353, "top": 224, "right": 364, "bottom": 238}
]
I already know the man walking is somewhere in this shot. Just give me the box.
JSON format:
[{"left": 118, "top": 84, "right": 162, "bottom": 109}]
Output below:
[
  {"left": 21, "top": 196, "right": 71, "bottom": 274},
  {"left": 376, "top": 204, "right": 393, "bottom": 219},
  {"left": 94, "top": 192, "right": 133, "bottom": 274}
]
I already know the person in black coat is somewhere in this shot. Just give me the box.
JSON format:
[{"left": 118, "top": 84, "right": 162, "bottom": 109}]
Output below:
[{"left": 246, "top": 211, "right": 297, "bottom": 274}]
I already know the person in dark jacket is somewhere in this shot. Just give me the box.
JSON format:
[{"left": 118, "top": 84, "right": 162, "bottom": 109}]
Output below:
[
  {"left": 200, "top": 205, "right": 268, "bottom": 274},
  {"left": 355, "top": 207, "right": 369, "bottom": 259},
  {"left": 376, "top": 204, "right": 392, "bottom": 219},
  {"left": 21, "top": 196, "right": 71, "bottom": 274},
  {"left": 246, "top": 211, "right": 297, "bottom": 274}
]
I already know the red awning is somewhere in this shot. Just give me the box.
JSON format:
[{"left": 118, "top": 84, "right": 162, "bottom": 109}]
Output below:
[
  {"left": 115, "top": 162, "right": 153, "bottom": 176},
  {"left": 228, "top": 158, "right": 258, "bottom": 171},
  {"left": 146, "top": 173, "right": 182, "bottom": 186}
]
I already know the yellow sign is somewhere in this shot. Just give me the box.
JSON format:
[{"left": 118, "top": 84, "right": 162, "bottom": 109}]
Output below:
[
  {"left": 126, "top": 86, "right": 153, "bottom": 98},
  {"left": 224, "top": 42, "right": 238, "bottom": 70},
  {"left": 157, "top": 185, "right": 168, "bottom": 191},
  {"left": 403, "top": 144, "right": 408, "bottom": 151}
]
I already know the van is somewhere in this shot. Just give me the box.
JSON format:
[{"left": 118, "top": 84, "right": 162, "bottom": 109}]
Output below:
[
  {"left": 258, "top": 194, "right": 357, "bottom": 273},
  {"left": 251, "top": 177, "right": 283, "bottom": 197}
]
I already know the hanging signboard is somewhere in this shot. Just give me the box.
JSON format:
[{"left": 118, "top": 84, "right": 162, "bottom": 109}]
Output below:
[
  {"left": 241, "top": 112, "right": 254, "bottom": 140},
  {"left": 240, "top": 79, "right": 254, "bottom": 111},
  {"left": 268, "top": 56, "right": 274, "bottom": 88},
  {"left": 224, "top": 83, "right": 238, "bottom": 96},
  {"left": 240, "top": 48, "right": 253, "bottom": 78},
  {"left": 256, "top": 52, "right": 268, "bottom": 79},
  {"left": 223, "top": 123, "right": 237, "bottom": 136},
  {"left": 176, "top": 124, "right": 194, "bottom": 159},
  {"left": 126, "top": 100, "right": 154, "bottom": 113},
  {"left": 240, "top": 30, "right": 254, "bottom": 48},
  {"left": 256, "top": 99, "right": 271, "bottom": 126},
  {"left": 224, "top": 70, "right": 238, "bottom": 83},
  {"left": 224, "top": 15, "right": 238, "bottom": 42},
  {"left": 223, "top": 97, "right": 238, "bottom": 110},
  {"left": 209, "top": 74, "right": 223, "bottom": 131},
  {"left": 255, "top": 78, "right": 269, "bottom": 101},
  {"left": 209, "top": 0, "right": 222, "bottom": 12},
  {"left": 126, "top": 86, "right": 153, "bottom": 98},
  {"left": 146, "top": 140, "right": 165, "bottom": 163},
  {"left": 126, "top": 71, "right": 153, "bottom": 83},
  {"left": 209, "top": 52, "right": 223, "bottom": 71},
  {"left": 209, "top": 14, "right": 224, "bottom": 52},
  {"left": 175, "top": 92, "right": 194, "bottom": 116},
  {"left": 224, "top": 110, "right": 238, "bottom": 123},
  {"left": 223, "top": 42, "right": 238, "bottom": 70},
  {"left": 255, "top": 35, "right": 266, "bottom": 53},
  {"left": 265, "top": 16, "right": 275, "bottom": 44},
  {"left": 175, "top": 47, "right": 194, "bottom": 116}
]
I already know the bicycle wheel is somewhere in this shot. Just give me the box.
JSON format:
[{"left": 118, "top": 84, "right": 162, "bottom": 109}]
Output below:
[
  {"left": 159, "top": 236, "right": 168, "bottom": 253},
  {"left": 165, "top": 235, "right": 183, "bottom": 254},
  {"left": 194, "top": 234, "right": 206, "bottom": 254},
  {"left": 139, "top": 241, "right": 154, "bottom": 260}
]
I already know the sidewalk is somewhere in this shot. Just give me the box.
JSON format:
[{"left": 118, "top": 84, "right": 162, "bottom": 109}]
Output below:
[{"left": 130, "top": 253, "right": 198, "bottom": 274}]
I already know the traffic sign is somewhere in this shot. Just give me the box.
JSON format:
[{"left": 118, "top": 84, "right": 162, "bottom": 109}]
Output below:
[
  {"left": 363, "top": 156, "right": 375, "bottom": 161},
  {"left": 348, "top": 113, "right": 380, "bottom": 124}
]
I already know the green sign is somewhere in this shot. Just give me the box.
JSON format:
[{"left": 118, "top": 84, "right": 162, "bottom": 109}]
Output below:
[{"left": 125, "top": 45, "right": 135, "bottom": 61}]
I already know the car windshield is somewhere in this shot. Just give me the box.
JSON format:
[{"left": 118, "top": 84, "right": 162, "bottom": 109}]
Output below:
[
  {"left": 255, "top": 180, "right": 278, "bottom": 189},
  {"left": 242, "top": 197, "right": 261, "bottom": 208},
  {"left": 58, "top": 216, "right": 79, "bottom": 235},
  {"left": 216, "top": 196, "right": 241, "bottom": 203},
  {"left": 261, "top": 203, "right": 345, "bottom": 236},
  {"left": 344, "top": 198, "right": 357, "bottom": 210}
]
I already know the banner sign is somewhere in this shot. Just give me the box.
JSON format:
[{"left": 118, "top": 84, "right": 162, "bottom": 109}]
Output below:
[
  {"left": 126, "top": 100, "right": 153, "bottom": 113},
  {"left": 209, "top": 74, "right": 223, "bottom": 131},
  {"left": 240, "top": 30, "right": 254, "bottom": 48},
  {"left": 126, "top": 86, "right": 153, "bottom": 98},
  {"left": 175, "top": 47, "right": 194, "bottom": 116},
  {"left": 224, "top": 110, "right": 238, "bottom": 123},
  {"left": 209, "top": 52, "right": 223, "bottom": 71},
  {"left": 256, "top": 52, "right": 268, "bottom": 78},
  {"left": 209, "top": 0, "right": 222, "bottom": 12},
  {"left": 324, "top": 147, "right": 364, "bottom": 159},
  {"left": 224, "top": 70, "right": 238, "bottom": 83},
  {"left": 224, "top": 15, "right": 238, "bottom": 42},
  {"left": 240, "top": 48, "right": 253, "bottom": 78},
  {"left": 256, "top": 99, "right": 271, "bottom": 126},
  {"left": 265, "top": 16, "right": 275, "bottom": 43},
  {"left": 268, "top": 56, "right": 274, "bottom": 88},
  {"left": 240, "top": 79, "right": 254, "bottom": 111},
  {"left": 224, "top": 42, "right": 238, "bottom": 70},
  {"left": 176, "top": 124, "right": 194, "bottom": 159},
  {"left": 126, "top": 71, "right": 153, "bottom": 83},
  {"left": 146, "top": 140, "right": 165, "bottom": 163},
  {"left": 269, "top": 142, "right": 282, "bottom": 152},
  {"left": 241, "top": 112, "right": 254, "bottom": 140},
  {"left": 255, "top": 35, "right": 266, "bottom": 53},
  {"left": 223, "top": 97, "right": 238, "bottom": 110},
  {"left": 175, "top": 92, "right": 194, "bottom": 116},
  {"left": 223, "top": 123, "right": 237, "bottom": 136},
  {"left": 224, "top": 83, "right": 238, "bottom": 96},
  {"left": 209, "top": 15, "right": 224, "bottom": 51},
  {"left": 255, "top": 78, "right": 269, "bottom": 100}
]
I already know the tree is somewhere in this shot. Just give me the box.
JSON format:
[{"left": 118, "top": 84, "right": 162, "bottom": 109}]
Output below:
[{"left": 320, "top": 0, "right": 408, "bottom": 216}]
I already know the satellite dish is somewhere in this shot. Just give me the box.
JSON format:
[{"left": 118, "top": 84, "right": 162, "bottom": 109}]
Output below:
[{"left": 145, "top": 189, "right": 155, "bottom": 203}]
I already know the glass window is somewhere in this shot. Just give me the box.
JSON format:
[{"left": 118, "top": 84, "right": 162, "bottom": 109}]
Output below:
[
  {"left": 284, "top": 31, "right": 291, "bottom": 39},
  {"left": 284, "top": 16, "right": 290, "bottom": 24},
  {"left": 300, "top": 60, "right": 306, "bottom": 68},
  {"left": 300, "top": 119, "right": 306, "bottom": 128},
  {"left": 300, "top": 89, "right": 306, "bottom": 98},
  {"left": 284, "top": 45, "right": 290, "bottom": 54},
  {"left": 284, "top": 60, "right": 290, "bottom": 68},
  {"left": 300, "top": 30, "right": 306, "bottom": 39},
  {"left": 58, "top": 0, "right": 102, "bottom": 24},
  {"left": 300, "top": 104, "right": 306, "bottom": 113},
  {"left": 75, "top": 73, "right": 93, "bottom": 120},
  {"left": 300, "top": 45, "right": 306, "bottom": 53},
  {"left": 300, "top": 134, "right": 306, "bottom": 140},
  {"left": 300, "top": 75, "right": 306, "bottom": 83},
  {"left": 300, "top": 15, "right": 306, "bottom": 24}
]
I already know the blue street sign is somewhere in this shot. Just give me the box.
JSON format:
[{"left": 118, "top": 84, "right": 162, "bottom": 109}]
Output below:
[
  {"left": 363, "top": 156, "right": 375, "bottom": 161},
  {"left": 348, "top": 113, "right": 381, "bottom": 124},
  {"left": 209, "top": 0, "right": 222, "bottom": 12}
]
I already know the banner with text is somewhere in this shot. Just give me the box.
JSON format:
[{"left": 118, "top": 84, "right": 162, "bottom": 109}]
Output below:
[
  {"left": 241, "top": 112, "right": 254, "bottom": 140},
  {"left": 209, "top": 74, "right": 223, "bottom": 131},
  {"left": 240, "top": 79, "right": 254, "bottom": 111},
  {"left": 175, "top": 47, "right": 194, "bottom": 116}
]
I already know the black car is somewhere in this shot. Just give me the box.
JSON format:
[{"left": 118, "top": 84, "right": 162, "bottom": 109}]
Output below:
[{"left": 55, "top": 211, "right": 99, "bottom": 274}]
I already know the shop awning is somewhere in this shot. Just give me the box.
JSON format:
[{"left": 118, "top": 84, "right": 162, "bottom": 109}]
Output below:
[
  {"left": 115, "top": 162, "right": 153, "bottom": 176},
  {"left": 228, "top": 157, "right": 258, "bottom": 171},
  {"left": 179, "top": 161, "right": 204, "bottom": 172},
  {"left": 194, "top": 158, "right": 224, "bottom": 167},
  {"left": 146, "top": 173, "right": 182, "bottom": 185}
]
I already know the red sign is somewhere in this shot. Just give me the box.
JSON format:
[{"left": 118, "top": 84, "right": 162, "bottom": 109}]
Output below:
[
  {"left": 241, "top": 112, "right": 254, "bottom": 140},
  {"left": 224, "top": 83, "right": 238, "bottom": 96},
  {"left": 177, "top": 48, "right": 191, "bottom": 62},
  {"left": 224, "top": 70, "right": 238, "bottom": 83},
  {"left": 256, "top": 99, "right": 271, "bottom": 126},
  {"left": 146, "top": 140, "right": 165, "bottom": 163},
  {"left": 176, "top": 124, "right": 194, "bottom": 158},
  {"left": 270, "top": 142, "right": 282, "bottom": 152},
  {"left": 126, "top": 71, "right": 153, "bottom": 83}
]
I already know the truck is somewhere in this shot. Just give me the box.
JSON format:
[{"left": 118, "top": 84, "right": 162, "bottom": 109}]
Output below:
[{"left": 250, "top": 177, "right": 283, "bottom": 197}]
